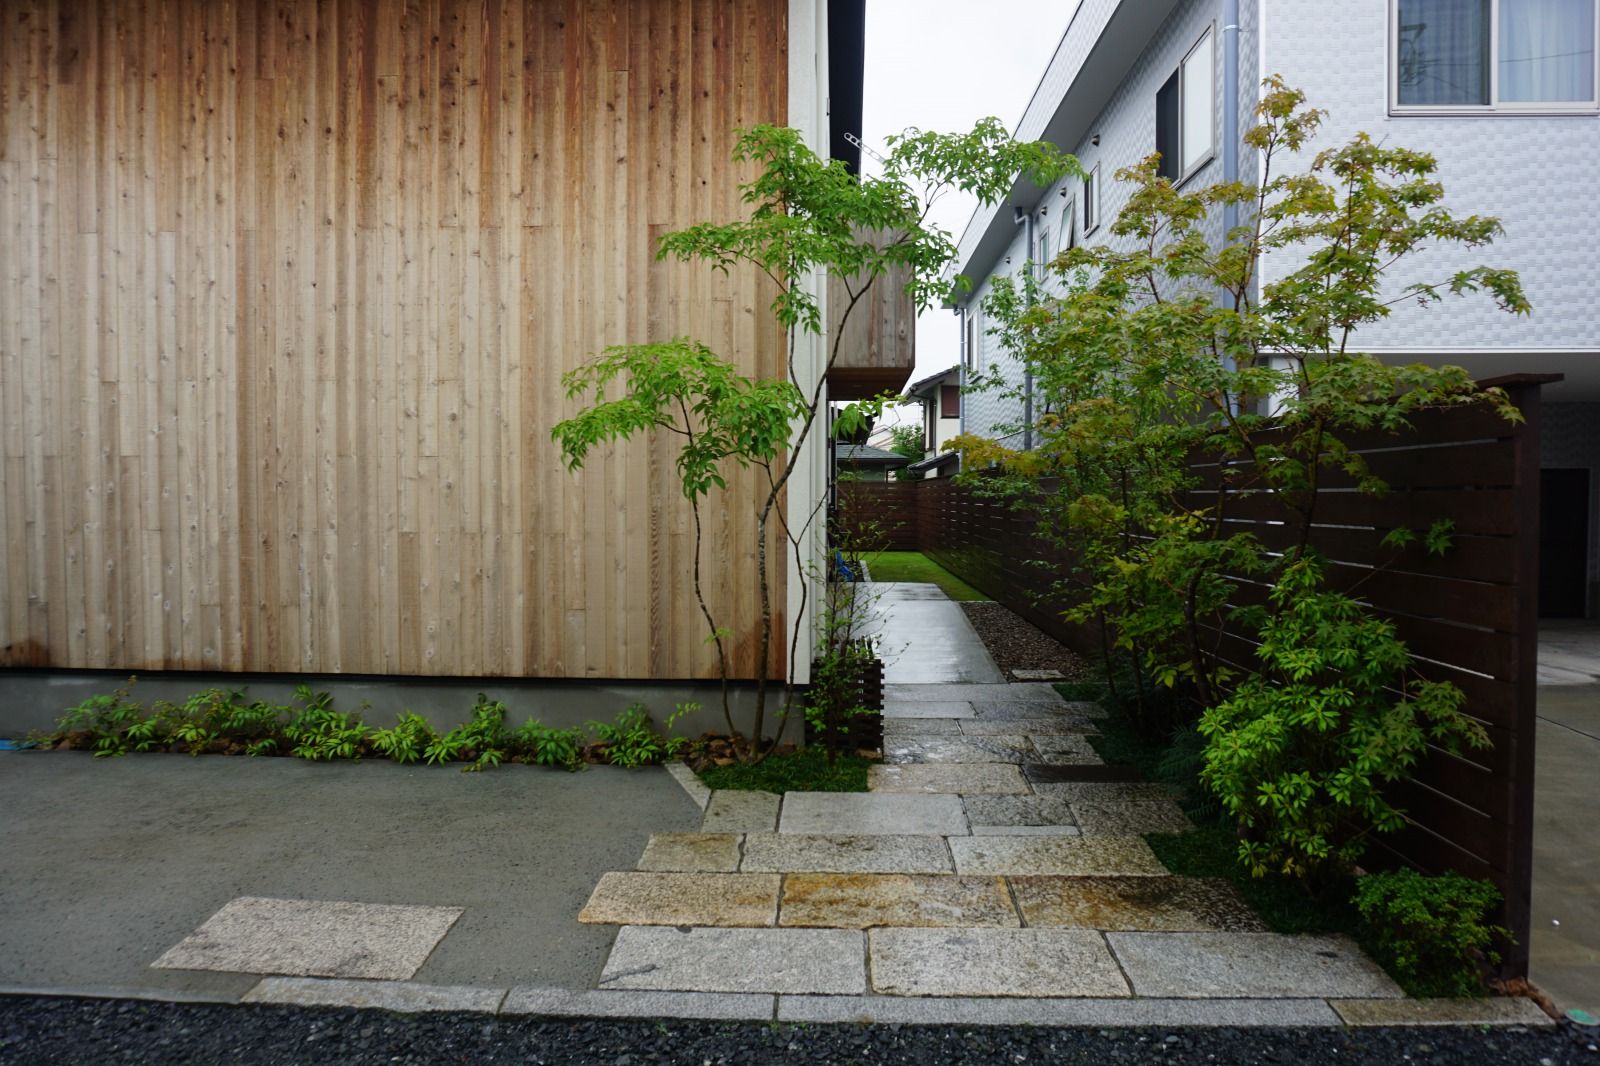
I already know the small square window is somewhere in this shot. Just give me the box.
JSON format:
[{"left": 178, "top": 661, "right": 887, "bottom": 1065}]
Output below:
[{"left": 940, "top": 385, "right": 960, "bottom": 418}]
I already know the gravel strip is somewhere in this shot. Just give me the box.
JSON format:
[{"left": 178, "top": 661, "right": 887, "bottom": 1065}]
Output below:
[
  {"left": 1, "top": 994, "right": 1593, "bottom": 1065},
  {"left": 958, "top": 601, "right": 1095, "bottom": 682}
]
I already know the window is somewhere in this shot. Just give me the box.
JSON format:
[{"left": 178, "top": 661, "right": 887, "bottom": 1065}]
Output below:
[
  {"left": 965, "top": 308, "right": 980, "bottom": 370},
  {"left": 1083, "top": 165, "right": 1100, "bottom": 235},
  {"left": 940, "top": 384, "right": 960, "bottom": 419},
  {"left": 1393, "top": 0, "right": 1598, "bottom": 111},
  {"left": 1060, "top": 196, "right": 1077, "bottom": 250},
  {"left": 1035, "top": 222, "right": 1051, "bottom": 278},
  {"left": 1157, "top": 29, "right": 1216, "bottom": 182}
]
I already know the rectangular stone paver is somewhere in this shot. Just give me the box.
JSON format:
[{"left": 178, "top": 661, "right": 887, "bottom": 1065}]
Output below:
[
  {"left": 1010, "top": 877, "right": 1266, "bottom": 932},
  {"left": 701, "top": 790, "right": 780, "bottom": 833},
  {"left": 778, "top": 874, "right": 1018, "bottom": 929},
  {"left": 243, "top": 977, "right": 504, "bottom": 1013},
  {"left": 152, "top": 897, "right": 464, "bottom": 981},
  {"left": 1108, "top": 933, "right": 1404, "bottom": 998},
  {"left": 579, "top": 872, "right": 779, "bottom": 927},
  {"left": 882, "top": 736, "right": 1032, "bottom": 765},
  {"left": 959, "top": 717, "right": 1098, "bottom": 736},
  {"left": 883, "top": 718, "right": 964, "bottom": 735},
  {"left": 1028, "top": 734, "right": 1101, "bottom": 757},
  {"left": 1072, "top": 800, "right": 1194, "bottom": 836},
  {"left": 868, "top": 928, "right": 1130, "bottom": 997},
  {"left": 776, "top": 994, "right": 1341, "bottom": 1027},
  {"left": 600, "top": 926, "right": 866, "bottom": 994},
  {"left": 1029, "top": 782, "right": 1182, "bottom": 803},
  {"left": 969, "top": 825, "right": 1082, "bottom": 837},
  {"left": 894, "top": 683, "right": 1063, "bottom": 705},
  {"left": 741, "top": 834, "right": 953, "bottom": 874},
  {"left": 949, "top": 836, "right": 1167, "bottom": 876},
  {"left": 503, "top": 987, "right": 776, "bottom": 1021},
  {"left": 779, "top": 792, "right": 968, "bottom": 836},
  {"left": 882, "top": 701, "right": 975, "bottom": 719},
  {"left": 1330, "top": 997, "right": 1555, "bottom": 1027},
  {"left": 869, "top": 763, "right": 1030, "bottom": 795},
  {"left": 636, "top": 833, "right": 742, "bottom": 872},
  {"left": 962, "top": 794, "right": 1076, "bottom": 828}
]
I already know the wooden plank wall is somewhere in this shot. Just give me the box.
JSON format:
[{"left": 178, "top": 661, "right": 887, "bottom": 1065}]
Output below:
[
  {"left": 836, "top": 480, "right": 918, "bottom": 551},
  {"left": 873, "top": 392, "right": 1543, "bottom": 975},
  {"left": 0, "top": 0, "right": 790, "bottom": 680}
]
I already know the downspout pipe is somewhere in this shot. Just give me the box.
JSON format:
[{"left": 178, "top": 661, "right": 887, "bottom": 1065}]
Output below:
[
  {"left": 1016, "top": 206, "right": 1034, "bottom": 451},
  {"left": 1221, "top": 0, "right": 1241, "bottom": 237}
]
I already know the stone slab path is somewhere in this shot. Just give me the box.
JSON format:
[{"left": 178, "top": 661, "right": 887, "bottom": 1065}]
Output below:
[{"left": 580, "top": 678, "right": 1405, "bottom": 1005}]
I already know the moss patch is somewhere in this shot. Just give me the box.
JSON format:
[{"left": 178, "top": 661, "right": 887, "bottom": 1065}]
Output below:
[{"left": 697, "top": 747, "right": 874, "bottom": 793}]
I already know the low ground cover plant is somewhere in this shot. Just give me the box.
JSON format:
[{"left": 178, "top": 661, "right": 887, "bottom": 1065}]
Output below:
[
  {"left": 44, "top": 679, "right": 685, "bottom": 774},
  {"left": 1353, "top": 869, "right": 1510, "bottom": 998}
]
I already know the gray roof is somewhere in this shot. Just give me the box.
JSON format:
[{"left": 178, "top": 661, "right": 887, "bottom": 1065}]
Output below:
[
  {"left": 834, "top": 443, "right": 912, "bottom": 465},
  {"left": 904, "top": 366, "right": 960, "bottom": 399}
]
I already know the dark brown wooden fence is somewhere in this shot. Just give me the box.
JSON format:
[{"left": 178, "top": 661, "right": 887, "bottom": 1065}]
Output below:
[
  {"left": 837, "top": 481, "right": 922, "bottom": 551},
  {"left": 841, "top": 378, "right": 1548, "bottom": 976}
]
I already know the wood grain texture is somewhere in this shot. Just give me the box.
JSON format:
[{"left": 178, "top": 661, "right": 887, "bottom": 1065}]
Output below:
[{"left": 0, "top": 0, "right": 789, "bottom": 680}]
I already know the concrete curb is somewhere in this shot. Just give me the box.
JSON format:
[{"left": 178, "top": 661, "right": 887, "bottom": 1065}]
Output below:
[
  {"left": 665, "top": 762, "right": 712, "bottom": 811},
  {"left": 0, "top": 981, "right": 1559, "bottom": 1029}
]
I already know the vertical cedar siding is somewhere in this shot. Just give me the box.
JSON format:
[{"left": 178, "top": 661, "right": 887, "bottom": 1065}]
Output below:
[{"left": 0, "top": 0, "right": 790, "bottom": 680}]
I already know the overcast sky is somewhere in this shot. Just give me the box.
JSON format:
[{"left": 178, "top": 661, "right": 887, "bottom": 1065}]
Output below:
[{"left": 859, "top": 0, "right": 1076, "bottom": 390}]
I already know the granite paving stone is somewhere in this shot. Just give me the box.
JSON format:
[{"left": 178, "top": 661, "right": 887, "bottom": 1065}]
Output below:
[
  {"left": 898, "top": 683, "right": 1066, "bottom": 705},
  {"left": 1023, "top": 764, "right": 1146, "bottom": 785},
  {"left": 949, "top": 836, "right": 1167, "bottom": 876},
  {"left": 599, "top": 926, "right": 866, "bottom": 994},
  {"left": 868, "top": 928, "right": 1130, "bottom": 997},
  {"left": 1027, "top": 748, "right": 1105, "bottom": 766},
  {"left": 1030, "top": 781, "right": 1183, "bottom": 803},
  {"left": 635, "top": 833, "right": 743, "bottom": 873},
  {"left": 959, "top": 717, "right": 1099, "bottom": 736},
  {"left": 665, "top": 763, "right": 712, "bottom": 811},
  {"left": 700, "top": 790, "right": 781, "bottom": 833},
  {"left": 151, "top": 897, "right": 464, "bottom": 981},
  {"left": 968, "top": 824, "right": 1083, "bottom": 836},
  {"left": 1028, "top": 734, "right": 1102, "bottom": 757},
  {"left": 578, "top": 872, "right": 780, "bottom": 927},
  {"left": 1072, "top": 800, "right": 1195, "bottom": 836},
  {"left": 882, "top": 701, "right": 975, "bottom": 719},
  {"left": 775, "top": 994, "right": 1342, "bottom": 1026},
  {"left": 778, "top": 792, "right": 968, "bottom": 836},
  {"left": 968, "top": 701, "right": 1084, "bottom": 721},
  {"left": 501, "top": 987, "right": 777, "bottom": 1021},
  {"left": 1010, "top": 876, "right": 1266, "bottom": 932},
  {"left": 741, "top": 834, "right": 954, "bottom": 874},
  {"left": 962, "top": 793, "right": 1077, "bottom": 828},
  {"left": 882, "top": 718, "right": 964, "bottom": 735},
  {"left": 242, "top": 977, "right": 504, "bottom": 1013},
  {"left": 868, "top": 763, "right": 1030, "bottom": 795},
  {"left": 1330, "top": 997, "right": 1555, "bottom": 1027},
  {"left": 1108, "top": 932, "right": 1404, "bottom": 998},
  {"left": 883, "top": 736, "right": 1033, "bottom": 765},
  {"left": 778, "top": 873, "right": 1019, "bottom": 929}
]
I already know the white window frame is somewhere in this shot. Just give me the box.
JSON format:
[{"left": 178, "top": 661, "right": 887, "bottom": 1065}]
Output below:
[
  {"left": 1389, "top": 0, "right": 1600, "bottom": 115},
  {"left": 1082, "top": 165, "right": 1100, "bottom": 236},
  {"left": 1060, "top": 195, "right": 1078, "bottom": 250},
  {"left": 965, "top": 306, "right": 981, "bottom": 371},
  {"left": 1035, "top": 216, "right": 1051, "bottom": 280},
  {"left": 1175, "top": 27, "right": 1217, "bottom": 184}
]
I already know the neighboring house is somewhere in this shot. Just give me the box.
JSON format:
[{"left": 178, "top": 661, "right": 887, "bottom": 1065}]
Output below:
[
  {"left": 949, "top": 0, "right": 1600, "bottom": 618},
  {"left": 903, "top": 367, "right": 963, "bottom": 478},
  {"left": 834, "top": 444, "right": 913, "bottom": 482},
  {"left": 0, "top": 0, "right": 906, "bottom": 721}
]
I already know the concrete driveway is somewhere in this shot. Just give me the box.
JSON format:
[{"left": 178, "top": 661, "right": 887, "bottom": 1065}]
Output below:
[{"left": 0, "top": 752, "right": 699, "bottom": 1000}]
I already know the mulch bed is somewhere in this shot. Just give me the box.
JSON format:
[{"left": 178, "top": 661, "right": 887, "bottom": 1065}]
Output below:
[{"left": 959, "top": 600, "right": 1097, "bottom": 682}]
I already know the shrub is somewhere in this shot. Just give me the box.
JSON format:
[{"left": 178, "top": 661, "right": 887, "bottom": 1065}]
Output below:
[
  {"left": 1353, "top": 869, "right": 1510, "bottom": 997},
  {"left": 1198, "top": 559, "right": 1488, "bottom": 883}
]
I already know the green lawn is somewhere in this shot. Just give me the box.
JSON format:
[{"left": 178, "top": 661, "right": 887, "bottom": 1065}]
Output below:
[{"left": 862, "top": 551, "right": 988, "bottom": 601}]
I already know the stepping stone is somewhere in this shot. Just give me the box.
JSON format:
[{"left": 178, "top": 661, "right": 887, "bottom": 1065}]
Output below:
[
  {"left": 579, "top": 872, "right": 780, "bottom": 927},
  {"left": 968, "top": 825, "right": 1082, "bottom": 837},
  {"left": 779, "top": 792, "right": 968, "bottom": 836},
  {"left": 1010, "top": 876, "right": 1266, "bottom": 932},
  {"left": 741, "top": 834, "right": 953, "bottom": 874},
  {"left": 962, "top": 793, "right": 1077, "bottom": 828},
  {"left": 599, "top": 926, "right": 866, "bottom": 994},
  {"left": 1027, "top": 749, "right": 1105, "bottom": 767},
  {"left": 1028, "top": 734, "right": 1101, "bottom": 757},
  {"left": 868, "top": 928, "right": 1130, "bottom": 997},
  {"left": 970, "top": 701, "right": 1082, "bottom": 721},
  {"left": 882, "top": 701, "right": 974, "bottom": 719},
  {"left": 1032, "top": 781, "right": 1182, "bottom": 802},
  {"left": 869, "top": 763, "right": 1030, "bottom": 795},
  {"left": 949, "top": 836, "right": 1167, "bottom": 876},
  {"left": 1072, "top": 799, "right": 1195, "bottom": 836},
  {"left": 960, "top": 717, "right": 1098, "bottom": 736},
  {"left": 1023, "top": 764, "right": 1146, "bottom": 784},
  {"left": 883, "top": 718, "right": 963, "bottom": 735},
  {"left": 1330, "top": 997, "right": 1554, "bottom": 1027},
  {"left": 883, "top": 736, "right": 1031, "bottom": 765},
  {"left": 1010, "top": 669, "right": 1065, "bottom": 680},
  {"left": 701, "top": 790, "right": 780, "bottom": 833},
  {"left": 637, "top": 833, "right": 742, "bottom": 873},
  {"left": 778, "top": 873, "right": 1019, "bottom": 929},
  {"left": 1107, "top": 932, "right": 1403, "bottom": 998},
  {"left": 152, "top": 897, "right": 464, "bottom": 981}
]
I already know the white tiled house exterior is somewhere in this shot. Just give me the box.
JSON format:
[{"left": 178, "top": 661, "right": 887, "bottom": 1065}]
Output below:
[{"left": 951, "top": 0, "right": 1600, "bottom": 616}]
